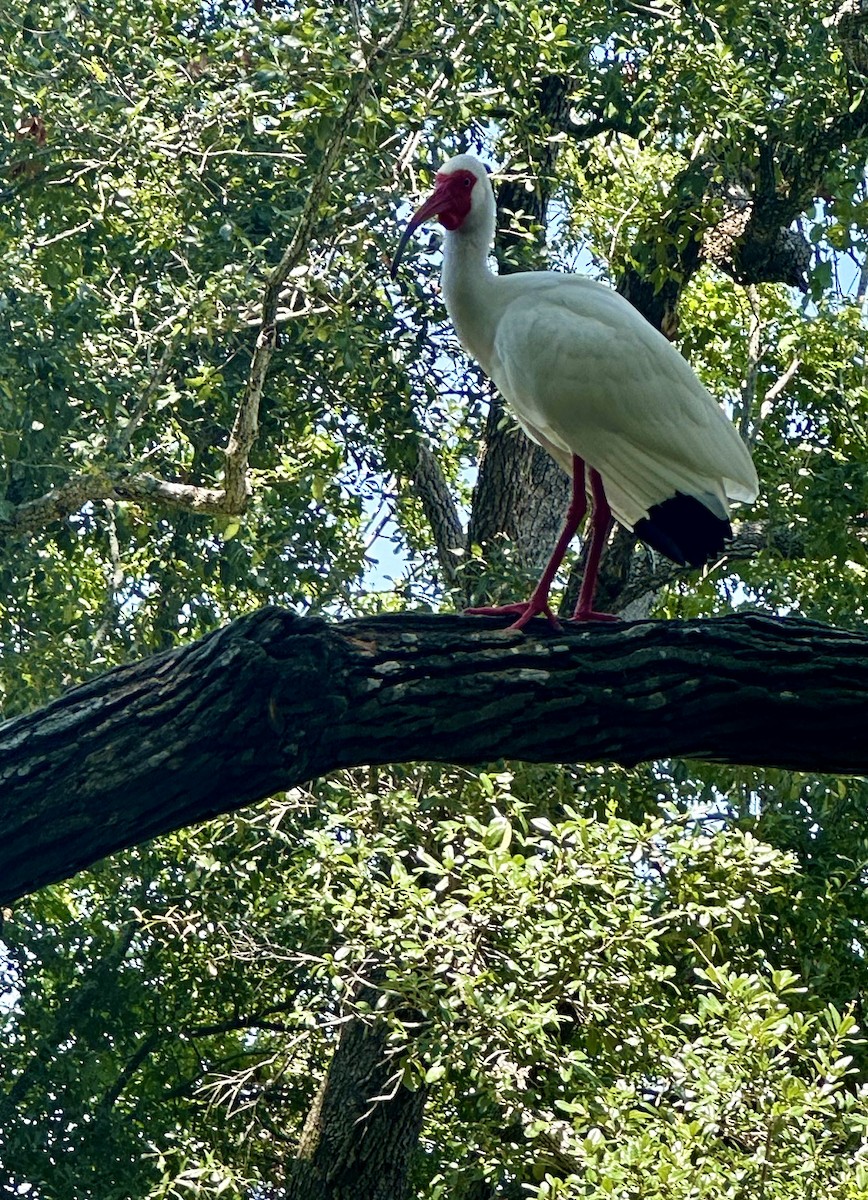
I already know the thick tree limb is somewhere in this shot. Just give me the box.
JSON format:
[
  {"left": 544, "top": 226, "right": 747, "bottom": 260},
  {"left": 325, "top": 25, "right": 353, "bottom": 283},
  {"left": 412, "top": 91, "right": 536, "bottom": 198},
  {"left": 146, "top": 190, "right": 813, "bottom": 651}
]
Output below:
[{"left": 1, "top": 608, "right": 867, "bottom": 907}]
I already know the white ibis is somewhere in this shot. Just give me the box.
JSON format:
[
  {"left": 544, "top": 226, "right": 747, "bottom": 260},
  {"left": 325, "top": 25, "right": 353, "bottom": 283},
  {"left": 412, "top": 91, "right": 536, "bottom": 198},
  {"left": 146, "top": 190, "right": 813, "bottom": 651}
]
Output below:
[{"left": 391, "top": 154, "right": 758, "bottom": 629}]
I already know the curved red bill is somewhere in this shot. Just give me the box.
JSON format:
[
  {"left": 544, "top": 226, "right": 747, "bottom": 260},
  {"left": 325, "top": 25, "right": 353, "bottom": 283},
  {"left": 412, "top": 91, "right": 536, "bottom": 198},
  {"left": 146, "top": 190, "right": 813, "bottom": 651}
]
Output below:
[
  {"left": 389, "top": 189, "right": 447, "bottom": 279},
  {"left": 390, "top": 171, "right": 476, "bottom": 278}
]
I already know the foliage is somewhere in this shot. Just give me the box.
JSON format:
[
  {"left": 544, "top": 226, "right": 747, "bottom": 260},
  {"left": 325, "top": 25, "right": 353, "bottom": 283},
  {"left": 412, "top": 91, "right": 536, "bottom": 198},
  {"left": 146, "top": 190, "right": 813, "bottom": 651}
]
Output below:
[{"left": 3, "top": 0, "right": 868, "bottom": 1197}]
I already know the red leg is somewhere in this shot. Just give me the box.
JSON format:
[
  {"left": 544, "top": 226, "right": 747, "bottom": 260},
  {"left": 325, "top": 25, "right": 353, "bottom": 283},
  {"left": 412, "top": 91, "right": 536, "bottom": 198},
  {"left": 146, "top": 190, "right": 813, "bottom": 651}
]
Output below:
[
  {"left": 571, "top": 469, "right": 620, "bottom": 622},
  {"left": 466, "top": 455, "right": 588, "bottom": 631}
]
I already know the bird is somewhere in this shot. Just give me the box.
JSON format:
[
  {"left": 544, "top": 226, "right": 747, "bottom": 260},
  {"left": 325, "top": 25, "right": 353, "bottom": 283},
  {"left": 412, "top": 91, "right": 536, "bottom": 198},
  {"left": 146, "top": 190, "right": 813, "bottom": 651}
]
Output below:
[{"left": 391, "top": 154, "right": 759, "bottom": 629}]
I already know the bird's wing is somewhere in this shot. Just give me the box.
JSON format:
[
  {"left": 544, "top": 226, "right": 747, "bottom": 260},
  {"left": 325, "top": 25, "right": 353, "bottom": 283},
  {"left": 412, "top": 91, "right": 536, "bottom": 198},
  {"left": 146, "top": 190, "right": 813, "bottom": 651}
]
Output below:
[
  {"left": 489, "top": 280, "right": 758, "bottom": 529},
  {"left": 511, "top": 414, "right": 574, "bottom": 476}
]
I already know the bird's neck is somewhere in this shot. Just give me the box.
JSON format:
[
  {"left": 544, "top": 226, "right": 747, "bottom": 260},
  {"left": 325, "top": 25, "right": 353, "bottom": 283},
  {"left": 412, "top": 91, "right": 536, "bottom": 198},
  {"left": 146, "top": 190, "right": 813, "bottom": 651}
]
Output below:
[{"left": 441, "top": 226, "right": 499, "bottom": 370}]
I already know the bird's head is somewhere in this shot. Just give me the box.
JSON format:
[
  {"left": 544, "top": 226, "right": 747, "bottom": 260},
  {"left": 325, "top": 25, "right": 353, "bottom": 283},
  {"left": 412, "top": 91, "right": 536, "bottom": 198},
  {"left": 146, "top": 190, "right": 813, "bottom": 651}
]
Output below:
[{"left": 390, "top": 154, "right": 492, "bottom": 278}]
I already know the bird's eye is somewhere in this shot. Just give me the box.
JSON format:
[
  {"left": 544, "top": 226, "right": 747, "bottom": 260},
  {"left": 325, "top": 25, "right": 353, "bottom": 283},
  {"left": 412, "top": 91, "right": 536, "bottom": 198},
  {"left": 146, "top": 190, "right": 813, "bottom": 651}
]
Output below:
[{"left": 463, "top": 177, "right": 472, "bottom": 187}]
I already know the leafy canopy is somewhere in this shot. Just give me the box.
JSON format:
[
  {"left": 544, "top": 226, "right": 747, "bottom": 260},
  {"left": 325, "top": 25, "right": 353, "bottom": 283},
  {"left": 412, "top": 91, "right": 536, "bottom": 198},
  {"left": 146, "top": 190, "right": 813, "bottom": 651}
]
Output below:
[{"left": 3, "top": 0, "right": 868, "bottom": 1197}]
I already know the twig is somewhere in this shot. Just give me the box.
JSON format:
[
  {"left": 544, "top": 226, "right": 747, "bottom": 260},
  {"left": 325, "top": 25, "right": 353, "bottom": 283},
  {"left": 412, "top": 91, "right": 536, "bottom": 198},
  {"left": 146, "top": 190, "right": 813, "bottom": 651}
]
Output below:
[
  {"left": 108, "top": 336, "right": 177, "bottom": 457},
  {"left": 32, "top": 220, "right": 93, "bottom": 249},
  {"left": 761, "top": 354, "right": 800, "bottom": 412},
  {"left": 89, "top": 500, "right": 126, "bottom": 658}
]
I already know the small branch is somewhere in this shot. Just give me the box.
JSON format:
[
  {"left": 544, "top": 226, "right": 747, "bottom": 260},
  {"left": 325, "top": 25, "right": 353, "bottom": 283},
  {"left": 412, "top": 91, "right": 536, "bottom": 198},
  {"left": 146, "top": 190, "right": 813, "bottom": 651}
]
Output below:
[
  {"left": 108, "top": 336, "right": 177, "bottom": 458},
  {"left": 222, "top": 318, "right": 273, "bottom": 511},
  {"left": 558, "top": 110, "right": 645, "bottom": 144},
  {"left": 622, "top": 0, "right": 679, "bottom": 15},
  {"left": 857, "top": 254, "right": 868, "bottom": 307},
  {"left": 225, "top": 0, "right": 415, "bottom": 510},
  {"left": 765, "top": 356, "right": 801, "bottom": 405},
  {"left": 608, "top": 520, "right": 806, "bottom": 613},
  {"left": 760, "top": 354, "right": 801, "bottom": 424},
  {"left": 31, "top": 220, "right": 93, "bottom": 249},
  {"left": 738, "top": 286, "right": 763, "bottom": 442},
  {"left": 89, "top": 501, "right": 125, "bottom": 658},
  {"left": 97, "top": 1031, "right": 160, "bottom": 1112}
]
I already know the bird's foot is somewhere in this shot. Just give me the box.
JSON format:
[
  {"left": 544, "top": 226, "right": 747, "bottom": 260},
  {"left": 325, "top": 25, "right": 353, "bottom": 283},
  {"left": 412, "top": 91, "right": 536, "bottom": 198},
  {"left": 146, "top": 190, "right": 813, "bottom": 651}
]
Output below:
[
  {"left": 464, "top": 599, "right": 562, "bottom": 632},
  {"left": 570, "top": 608, "right": 621, "bottom": 623}
]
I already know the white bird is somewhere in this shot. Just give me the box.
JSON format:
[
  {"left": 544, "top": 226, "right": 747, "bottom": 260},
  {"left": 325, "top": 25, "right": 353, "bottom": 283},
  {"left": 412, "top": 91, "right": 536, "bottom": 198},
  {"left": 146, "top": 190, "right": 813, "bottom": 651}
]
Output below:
[{"left": 391, "top": 154, "right": 759, "bottom": 628}]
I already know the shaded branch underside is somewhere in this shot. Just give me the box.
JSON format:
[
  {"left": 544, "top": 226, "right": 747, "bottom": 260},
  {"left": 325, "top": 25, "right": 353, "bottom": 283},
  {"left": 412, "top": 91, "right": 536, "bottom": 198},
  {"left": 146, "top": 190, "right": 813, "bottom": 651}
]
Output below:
[{"left": 1, "top": 608, "right": 866, "bottom": 906}]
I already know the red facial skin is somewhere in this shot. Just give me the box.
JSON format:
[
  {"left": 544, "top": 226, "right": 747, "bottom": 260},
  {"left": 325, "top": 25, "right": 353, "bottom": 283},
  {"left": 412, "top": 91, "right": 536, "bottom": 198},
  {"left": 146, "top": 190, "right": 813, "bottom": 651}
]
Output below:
[
  {"left": 427, "top": 168, "right": 476, "bottom": 230},
  {"left": 390, "top": 168, "right": 477, "bottom": 277}
]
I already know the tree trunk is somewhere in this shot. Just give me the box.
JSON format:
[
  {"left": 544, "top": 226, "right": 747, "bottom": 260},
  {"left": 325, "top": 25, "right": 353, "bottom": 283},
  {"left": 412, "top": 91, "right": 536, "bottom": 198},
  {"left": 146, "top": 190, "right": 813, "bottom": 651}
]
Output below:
[
  {"left": 467, "top": 392, "right": 572, "bottom": 588},
  {"left": 286, "top": 983, "right": 427, "bottom": 1200},
  {"left": 2, "top": 607, "right": 868, "bottom": 906}
]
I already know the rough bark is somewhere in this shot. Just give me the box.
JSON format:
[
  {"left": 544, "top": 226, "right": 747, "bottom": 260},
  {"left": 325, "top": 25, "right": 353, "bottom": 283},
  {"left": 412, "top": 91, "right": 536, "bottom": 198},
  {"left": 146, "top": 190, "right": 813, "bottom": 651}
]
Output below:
[
  {"left": 412, "top": 437, "right": 465, "bottom": 586},
  {"left": 286, "top": 981, "right": 427, "bottom": 1200},
  {"left": 2, "top": 607, "right": 867, "bottom": 907},
  {"left": 467, "top": 396, "right": 572, "bottom": 584}
]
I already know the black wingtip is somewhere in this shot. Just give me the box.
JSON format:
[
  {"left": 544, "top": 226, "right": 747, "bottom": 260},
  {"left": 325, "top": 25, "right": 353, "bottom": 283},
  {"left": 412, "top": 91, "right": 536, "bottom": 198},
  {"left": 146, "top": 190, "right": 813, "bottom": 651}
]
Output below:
[{"left": 634, "top": 493, "right": 732, "bottom": 568}]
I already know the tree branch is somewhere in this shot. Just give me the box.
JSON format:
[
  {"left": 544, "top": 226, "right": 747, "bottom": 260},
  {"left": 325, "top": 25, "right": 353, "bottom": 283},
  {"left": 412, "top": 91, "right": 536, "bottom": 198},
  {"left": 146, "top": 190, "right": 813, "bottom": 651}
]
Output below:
[
  {"left": 3, "top": 4, "right": 417, "bottom": 537},
  {"left": 224, "top": 0, "right": 416, "bottom": 511},
  {"left": 570, "top": 519, "right": 806, "bottom": 618},
  {"left": 412, "top": 438, "right": 465, "bottom": 585},
  {"left": 1, "top": 608, "right": 866, "bottom": 906},
  {"left": 108, "top": 336, "right": 177, "bottom": 458},
  {"left": 0, "top": 467, "right": 233, "bottom": 533}
]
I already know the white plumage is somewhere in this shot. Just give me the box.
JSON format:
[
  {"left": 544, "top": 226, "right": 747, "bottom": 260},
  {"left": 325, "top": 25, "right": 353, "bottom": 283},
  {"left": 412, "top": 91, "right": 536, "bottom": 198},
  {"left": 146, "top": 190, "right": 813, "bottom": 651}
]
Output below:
[{"left": 391, "top": 154, "right": 758, "bottom": 626}]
